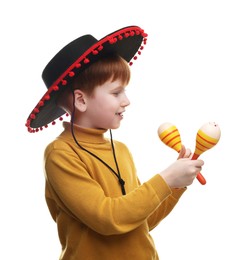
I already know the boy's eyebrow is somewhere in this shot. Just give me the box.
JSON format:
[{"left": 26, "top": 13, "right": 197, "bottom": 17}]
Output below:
[{"left": 111, "top": 85, "right": 125, "bottom": 91}]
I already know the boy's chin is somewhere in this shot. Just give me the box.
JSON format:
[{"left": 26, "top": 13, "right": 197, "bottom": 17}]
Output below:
[{"left": 110, "top": 124, "right": 121, "bottom": 130}]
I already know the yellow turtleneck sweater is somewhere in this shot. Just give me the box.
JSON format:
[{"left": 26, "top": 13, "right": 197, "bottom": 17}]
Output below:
[{"left": 44, "top": 122, "right": 186, "bottom": 260}]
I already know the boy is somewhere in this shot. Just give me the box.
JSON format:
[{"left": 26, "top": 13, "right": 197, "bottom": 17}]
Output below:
[{"left": 26, "top": 26, "right": 204, "bottom": 259}]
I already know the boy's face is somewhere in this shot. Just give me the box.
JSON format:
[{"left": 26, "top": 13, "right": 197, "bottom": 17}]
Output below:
[{"left": 82, "top": 79, "right": 130, "bottom": 130}]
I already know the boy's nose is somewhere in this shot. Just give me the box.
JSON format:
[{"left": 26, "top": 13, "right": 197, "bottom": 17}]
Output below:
[{"left": 121, "top": 94, "right": 130, "bottom": 107}]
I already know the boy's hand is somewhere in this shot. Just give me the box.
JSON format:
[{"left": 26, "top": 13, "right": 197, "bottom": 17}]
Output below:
[
  {"left": 159, "top": 145, "right": 204, "bottom": 188},
  {"left": 177, "top": 145, "right": 192, "bottom": 159}
]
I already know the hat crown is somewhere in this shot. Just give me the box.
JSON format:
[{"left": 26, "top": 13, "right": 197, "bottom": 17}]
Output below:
[{"left": 42, "top": 35, "right": 98, "bottom": 88}]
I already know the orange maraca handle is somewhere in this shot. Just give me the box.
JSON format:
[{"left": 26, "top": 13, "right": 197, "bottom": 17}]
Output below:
[{"left": 191, "top": 153, "right": 206, "bottom": 185}]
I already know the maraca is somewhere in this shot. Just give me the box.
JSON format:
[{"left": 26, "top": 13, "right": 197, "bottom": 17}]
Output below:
[
  {"left": 191, "top": 122, "right": 221, "bottom": 184},
  {"left": 158, "top": 122, "right": 182, "bottom": 153},
  {"left": 158, "top": 122, "right": 221, "bottom": 184},
  {"left": 158, "top": 122, "right": 207, "bottom": 185}
]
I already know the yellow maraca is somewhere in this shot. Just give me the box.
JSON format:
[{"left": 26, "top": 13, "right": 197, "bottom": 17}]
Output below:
[
  {"left": 158, "top": 122, "right": 206, "bottom": 185},
  {"left": 191, "top": 122, "right": 221, "bottom": 184},
  {"left": 158, "top": 122, "right": 182, "bottom": 153}
]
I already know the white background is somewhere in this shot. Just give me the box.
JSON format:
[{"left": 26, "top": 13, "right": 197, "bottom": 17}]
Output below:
[{"left": 1, "top": 0, "right": 250, "bottom": 259}]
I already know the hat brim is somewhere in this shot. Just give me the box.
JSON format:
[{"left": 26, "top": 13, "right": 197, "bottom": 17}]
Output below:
[{"left": 26, "top": 26, "right": 147, "bottom": 132}]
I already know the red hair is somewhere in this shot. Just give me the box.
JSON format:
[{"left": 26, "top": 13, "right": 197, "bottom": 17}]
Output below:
[{"left": 73, "top": 54, "right": 130, "bottom": 95}]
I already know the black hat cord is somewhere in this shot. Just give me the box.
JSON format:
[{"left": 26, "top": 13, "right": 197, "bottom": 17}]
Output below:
[{"left": 70, "top": 90, "right": 126, "bottom": 195}]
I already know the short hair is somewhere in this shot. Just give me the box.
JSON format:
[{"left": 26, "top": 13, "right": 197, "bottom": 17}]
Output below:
[{"left": 72, "top": 54, "right": 131, "bottom": 95}]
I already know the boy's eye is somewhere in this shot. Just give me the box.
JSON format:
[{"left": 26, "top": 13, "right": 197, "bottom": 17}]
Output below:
[
  {"left": 113, "top": 90, "right": 123, "bottom": 96},
  {"left": 112, "top": 88, "right": 126, "bottom": 96}
]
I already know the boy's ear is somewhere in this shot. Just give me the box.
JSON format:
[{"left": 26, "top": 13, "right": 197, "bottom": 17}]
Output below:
[{"left": 74, "top": 89, "right": 87, "bottom": 112}]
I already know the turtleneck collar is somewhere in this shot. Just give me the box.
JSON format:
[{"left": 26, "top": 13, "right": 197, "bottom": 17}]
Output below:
[{"left": 59, "top": 122, "right": 108, "bottom": 144}]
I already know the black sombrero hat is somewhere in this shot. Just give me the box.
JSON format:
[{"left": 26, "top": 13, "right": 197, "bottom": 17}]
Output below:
[{"left": 25, "top": 25, "right": 147, "bottom": 133}]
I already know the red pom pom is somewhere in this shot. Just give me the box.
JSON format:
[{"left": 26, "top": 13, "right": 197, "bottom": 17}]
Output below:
[
  {"left": 44, "top": 95, "right": 50, "bottom": 100},
  {"left": 52, "top": 85, "right": 59, "bottom": 91},
  {"left": 25, "top": 120, "right": 30, "bottom": 126},
  {"left": 98, "top": 45, "right": 103, "bottom": 51},
  {"left": 30, "top": 114, "right": 36, "bottom": 119},
  {"left": 92, "top": 50, "right": 98, "bottom": 55},
  {"left": 75, "top": 63, "right": 81, "bottom": 68},
  {"left": 84, "top": 58, "right": 90, "bottom": 64},
  {"left": 109, "top": 38, "right": 115, "bottom": 44},
  {"left": 69, "top": 71, "right": 75, "bottom": 77},
  {"left": 62, "top": 80, "right": 67, "bottom": 85},
  {"left": 38, "top": 100, "right": 44, "bottom": 106}
]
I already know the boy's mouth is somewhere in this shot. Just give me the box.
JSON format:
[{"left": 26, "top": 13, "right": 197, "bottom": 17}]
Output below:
[{"left": 116, "top": 111, "right": 124, "bottom": 117}]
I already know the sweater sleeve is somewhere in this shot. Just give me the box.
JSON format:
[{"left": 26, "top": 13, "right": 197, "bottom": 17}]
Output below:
[
  {"left": 44, "top": 142, "right": 182, "bottom": 236},
  {"left": 147, "top": 186, "right": 186, "bottom": 231}
]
